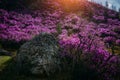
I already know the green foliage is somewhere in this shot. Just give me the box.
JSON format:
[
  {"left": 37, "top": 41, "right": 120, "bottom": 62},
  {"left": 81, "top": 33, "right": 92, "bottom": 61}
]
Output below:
[
  {"left": 56, "top": 23, "right": 62, "bottom": 34},
  {"left": 0, "top": 56, "right": 12, "bottom": 71}
]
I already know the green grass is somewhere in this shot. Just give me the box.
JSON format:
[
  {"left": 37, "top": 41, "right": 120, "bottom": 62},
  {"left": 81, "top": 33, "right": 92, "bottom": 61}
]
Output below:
[{"left": 0, "top": 56, "right": 12, "bottom": 71}]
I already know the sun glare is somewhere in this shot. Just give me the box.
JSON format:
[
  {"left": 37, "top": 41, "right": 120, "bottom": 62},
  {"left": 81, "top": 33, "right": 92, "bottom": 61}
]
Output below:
[{"left": 56, "top": 0, "right": 86, "bottom": 12}]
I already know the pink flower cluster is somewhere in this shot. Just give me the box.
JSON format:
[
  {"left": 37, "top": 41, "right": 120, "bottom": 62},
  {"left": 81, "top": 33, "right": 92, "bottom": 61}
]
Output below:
[{"left": 0, "top": 0, "right": 120, "bottom": 79}]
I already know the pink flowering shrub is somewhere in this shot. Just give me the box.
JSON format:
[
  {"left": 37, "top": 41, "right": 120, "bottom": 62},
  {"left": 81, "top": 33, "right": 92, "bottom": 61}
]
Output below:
[
  {"left": 0, "top": 0, "right": 120, "bottom": 79},
  {"left": 0, "top": 9, "right": 62, "bottom": 42}
]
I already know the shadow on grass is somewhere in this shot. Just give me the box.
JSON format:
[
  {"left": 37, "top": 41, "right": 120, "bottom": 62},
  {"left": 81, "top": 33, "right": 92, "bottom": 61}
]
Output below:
[
  {"left": 0, "top": 57, "right": 39, "bottom": 80},
  {"left": 0, "top": 58, "right": 20, "bottom": 80},
  {"left": 0, "top": 58, "right": 72, "bottom": 80}
]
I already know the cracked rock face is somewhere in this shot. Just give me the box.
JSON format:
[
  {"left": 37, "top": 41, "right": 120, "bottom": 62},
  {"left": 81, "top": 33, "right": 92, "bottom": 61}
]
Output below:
[{"left": 16, "top": 33, "right": 60, "bottom": 76}]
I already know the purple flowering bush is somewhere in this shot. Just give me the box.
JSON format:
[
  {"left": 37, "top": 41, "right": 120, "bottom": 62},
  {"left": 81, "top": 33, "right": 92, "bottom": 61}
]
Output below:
[
  {"left": 0, "top": 9, "right": 63, "bottom": 49},
  {"left": 0, "top": 0, "right": 120, "bottom": 80}
]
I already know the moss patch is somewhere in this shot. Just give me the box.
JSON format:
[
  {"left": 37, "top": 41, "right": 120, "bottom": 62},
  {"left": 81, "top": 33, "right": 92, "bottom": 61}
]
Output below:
[{"left": 0, "top": 56, "right": 12, "bottom": 71}]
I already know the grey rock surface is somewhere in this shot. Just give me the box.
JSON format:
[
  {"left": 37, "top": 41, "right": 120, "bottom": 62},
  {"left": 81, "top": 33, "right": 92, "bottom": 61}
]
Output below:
[
  {"left": 0, "top": 49, "right": 11, "bottom": 56},
  {"left": 16, "top": 33, "right": 60, "bottom": 76}
]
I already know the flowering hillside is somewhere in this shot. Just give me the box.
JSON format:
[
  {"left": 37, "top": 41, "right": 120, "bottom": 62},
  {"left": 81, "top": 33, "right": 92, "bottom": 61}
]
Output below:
[{"left": 0, "top": 0, "right": 120, "bottom": 80}]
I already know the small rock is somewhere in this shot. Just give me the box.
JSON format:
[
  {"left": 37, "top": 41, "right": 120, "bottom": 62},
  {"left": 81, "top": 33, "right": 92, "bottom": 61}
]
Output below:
[{"left": 0, "top": 49, "right": 11, "bottom": 56}]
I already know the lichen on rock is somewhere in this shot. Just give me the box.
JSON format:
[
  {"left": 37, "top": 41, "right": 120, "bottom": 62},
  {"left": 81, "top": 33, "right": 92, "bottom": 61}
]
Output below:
[{"left": 16, "top": 33, "right": 60, "bottom": 76}]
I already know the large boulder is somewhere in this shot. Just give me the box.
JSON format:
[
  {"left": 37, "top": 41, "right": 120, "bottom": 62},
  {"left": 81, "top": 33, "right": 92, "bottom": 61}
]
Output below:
[{"left": 16, "top": 33, "right": 60, "bottom": 76}]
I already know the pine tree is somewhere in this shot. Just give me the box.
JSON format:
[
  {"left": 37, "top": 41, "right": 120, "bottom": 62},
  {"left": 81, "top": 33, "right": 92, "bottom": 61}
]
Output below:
[{"left": 105, "top": 1, "right": 108, "bottom": 8}]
